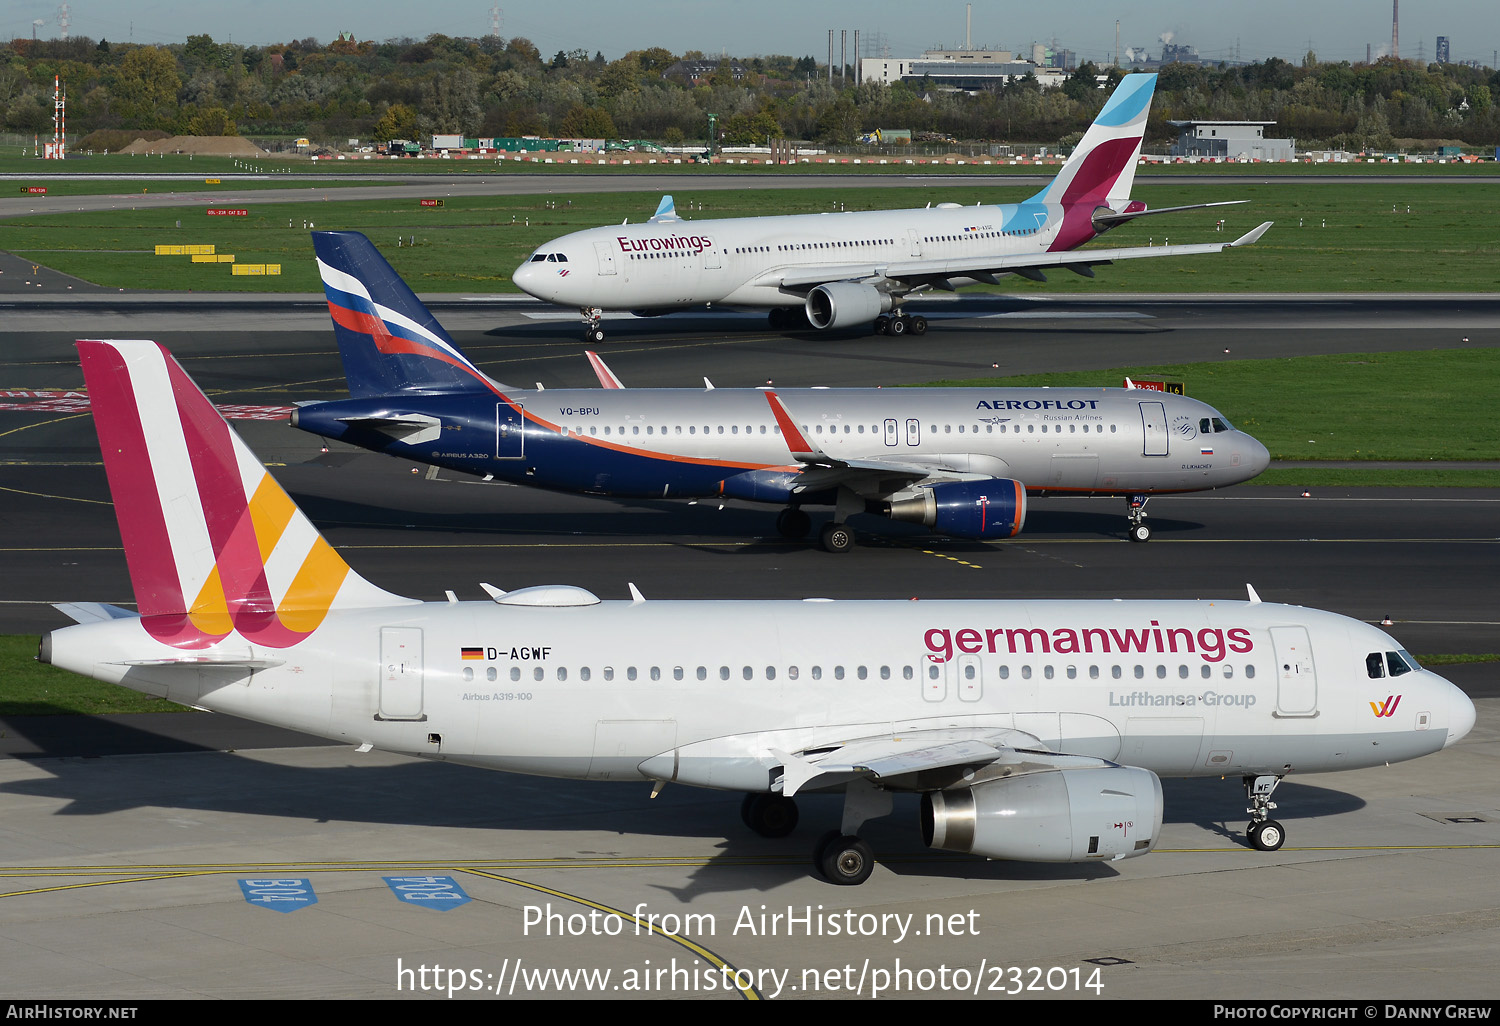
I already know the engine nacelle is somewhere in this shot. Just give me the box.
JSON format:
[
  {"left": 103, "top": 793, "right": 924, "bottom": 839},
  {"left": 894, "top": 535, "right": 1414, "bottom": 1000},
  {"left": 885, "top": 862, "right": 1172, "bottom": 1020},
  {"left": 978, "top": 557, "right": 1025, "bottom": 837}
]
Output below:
[
  {"left": 883, "top": 479, "right": 1027, "bottom": 539},
  {"left": 805, "top": 282, "right": 891, "bottom": 330},
  {"left": 922, "top": 766, "right": 1163, "bottom": 862}
]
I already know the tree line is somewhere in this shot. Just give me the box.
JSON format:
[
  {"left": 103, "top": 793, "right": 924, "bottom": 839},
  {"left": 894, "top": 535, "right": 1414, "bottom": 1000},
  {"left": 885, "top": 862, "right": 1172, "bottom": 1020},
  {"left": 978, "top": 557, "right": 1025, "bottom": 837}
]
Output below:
[{"left": 3, "top": 33, "right": 1497, "bottom": 151}]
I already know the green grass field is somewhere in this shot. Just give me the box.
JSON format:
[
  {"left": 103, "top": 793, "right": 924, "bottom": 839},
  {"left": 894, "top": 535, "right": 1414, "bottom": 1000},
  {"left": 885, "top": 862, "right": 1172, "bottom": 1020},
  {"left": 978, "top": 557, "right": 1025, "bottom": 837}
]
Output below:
[
  {"left": 1, "top": 180, "right": 1498, "bottom": 294},
  {"left": 923, "top": 348, "right": 1500, "bottom": 470}
]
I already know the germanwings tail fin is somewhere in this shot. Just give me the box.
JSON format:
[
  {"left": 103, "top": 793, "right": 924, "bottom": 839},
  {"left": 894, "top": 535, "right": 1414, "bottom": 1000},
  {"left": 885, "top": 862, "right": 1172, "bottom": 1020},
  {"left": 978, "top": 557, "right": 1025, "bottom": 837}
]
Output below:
[
  {"left": 1028, "top": 73, "right": 1156, "bottom": 209},
  {"left": 78, "top": 340, "right": 415, "bottom": 649},
  {"left": 312, "top": 230, "right": 504, "bottom": 397}
]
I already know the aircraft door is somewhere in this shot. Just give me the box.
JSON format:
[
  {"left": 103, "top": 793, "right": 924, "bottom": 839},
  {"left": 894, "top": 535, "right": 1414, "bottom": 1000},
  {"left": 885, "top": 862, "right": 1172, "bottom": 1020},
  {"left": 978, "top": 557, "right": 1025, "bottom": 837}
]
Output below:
[
  {"left": 1139, "top": 401, "right": 1168, "bottom": 456},
  {"left": 378, "top": 626, "right": 425, "bottom": 721},
  {"left": 922, "top": 660, "right": 946, "bottom": 702},
  {"left": 946, "top": 655, "right": 983, "bottom": 702},
  {"left": 1270, "top": 625, "right": 1318, "bottom": 717},
  {"left": 496, "top": 402, "right": 525, "bottom": 458},
  {"left": 907, "top": 229, "right": 922, "bottom": 257},
  {"left": 593, "top": 240, "right": 617, "bottom": 275},
  {"left": 702, "top": 243, "right": 721, "bottom": 270},
  {"left": 884, "top": 418, "right": 898, "bottom": 447},
  {"left": 905, "top": 418, "right": 920, "bottom": 446}
]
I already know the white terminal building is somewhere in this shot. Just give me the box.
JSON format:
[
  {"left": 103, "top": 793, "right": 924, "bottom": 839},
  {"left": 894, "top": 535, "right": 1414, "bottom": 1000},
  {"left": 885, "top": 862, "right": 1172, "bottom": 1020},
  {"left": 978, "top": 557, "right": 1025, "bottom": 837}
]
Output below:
[
  {"left": 860, "top": 48, "right": 1068, "bottom": 91},
  {"left": 1167, "top": 120, "right": 1295, "bottom": 161}
]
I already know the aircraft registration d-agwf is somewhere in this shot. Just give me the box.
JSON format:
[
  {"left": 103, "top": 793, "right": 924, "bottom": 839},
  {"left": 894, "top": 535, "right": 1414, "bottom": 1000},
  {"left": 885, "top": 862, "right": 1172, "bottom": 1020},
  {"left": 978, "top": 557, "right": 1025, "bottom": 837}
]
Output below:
[
  {"left": 511, "top": 73, "right": 1272, "bottom": 342},
  {"left": 45, "top": 340, "right": 1473, "bottom": 885},
  {"left": 299, "top": 230, "right": 1270, "bottom": 550}
]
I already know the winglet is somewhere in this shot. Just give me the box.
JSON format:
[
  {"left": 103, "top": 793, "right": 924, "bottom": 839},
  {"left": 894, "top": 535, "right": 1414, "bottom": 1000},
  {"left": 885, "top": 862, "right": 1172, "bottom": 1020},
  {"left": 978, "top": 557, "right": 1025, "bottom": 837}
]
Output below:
[
  {"left": 764, "top": 391, "right": 826, "bottom": 463},
  {"left": 648, "top": 195, "right": 679, "bottom": 223},
  {"left": 1230, "top": 221, "right": 1273, "bottom": 248},
  {"left": 585, "top": 350, "right": 625, "bottom": 389}
]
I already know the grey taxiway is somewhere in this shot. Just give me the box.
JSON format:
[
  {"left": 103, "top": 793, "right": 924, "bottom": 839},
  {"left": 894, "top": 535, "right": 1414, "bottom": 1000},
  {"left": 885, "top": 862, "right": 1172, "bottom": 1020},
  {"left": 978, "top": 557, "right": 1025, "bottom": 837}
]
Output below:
[{"left": 0, "top": 290, "right": 1496, "bottom": 1000}]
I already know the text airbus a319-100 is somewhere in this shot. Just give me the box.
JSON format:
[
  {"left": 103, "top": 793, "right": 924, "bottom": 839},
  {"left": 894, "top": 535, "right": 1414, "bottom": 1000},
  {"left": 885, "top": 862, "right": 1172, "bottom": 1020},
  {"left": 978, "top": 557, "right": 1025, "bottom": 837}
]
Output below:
[
  {"left": 297, "top": 230, "right": 1269, "bottom": 550},
  {"left": 511, "top": 73, "right": 1271, "bottom": 341}
]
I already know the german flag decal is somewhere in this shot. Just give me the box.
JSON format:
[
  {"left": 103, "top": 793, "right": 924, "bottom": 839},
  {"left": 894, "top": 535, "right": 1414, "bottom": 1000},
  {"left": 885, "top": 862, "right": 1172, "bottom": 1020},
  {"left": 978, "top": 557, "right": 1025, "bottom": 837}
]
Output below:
[{"left": 461, "top": 647, "right": 484, "bottom": 660}]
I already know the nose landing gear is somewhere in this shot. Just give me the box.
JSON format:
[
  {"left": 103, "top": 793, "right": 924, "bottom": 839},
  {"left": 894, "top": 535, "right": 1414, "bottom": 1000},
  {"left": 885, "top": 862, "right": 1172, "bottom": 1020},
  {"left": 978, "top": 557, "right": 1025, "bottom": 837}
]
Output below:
[
  {"left": 1244, "top": 774, "right": 1286, "bottom": 851},
  {"left": 1126, "top": 494, "right": 1151, "bottom": 542}
]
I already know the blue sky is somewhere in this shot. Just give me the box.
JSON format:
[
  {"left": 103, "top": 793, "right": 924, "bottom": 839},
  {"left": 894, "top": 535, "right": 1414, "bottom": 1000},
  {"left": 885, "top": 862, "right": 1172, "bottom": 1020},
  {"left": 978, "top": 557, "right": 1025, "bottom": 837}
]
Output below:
[{"left": 5, "top": 1, "right": 1495, "bottom": 67}]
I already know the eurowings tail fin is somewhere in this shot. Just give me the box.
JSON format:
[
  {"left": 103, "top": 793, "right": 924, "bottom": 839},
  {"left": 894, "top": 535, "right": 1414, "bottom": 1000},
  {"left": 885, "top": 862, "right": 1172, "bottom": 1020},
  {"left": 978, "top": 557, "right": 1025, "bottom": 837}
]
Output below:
[
  {"left": 1028, "top": 73, "right": 1156, "bottom": 209},
  {"left": 77, "top": 340, "right": 415, "bottom": 649},
  {"left": 312, "top": 230, "right": 505, "bottom": 397}
]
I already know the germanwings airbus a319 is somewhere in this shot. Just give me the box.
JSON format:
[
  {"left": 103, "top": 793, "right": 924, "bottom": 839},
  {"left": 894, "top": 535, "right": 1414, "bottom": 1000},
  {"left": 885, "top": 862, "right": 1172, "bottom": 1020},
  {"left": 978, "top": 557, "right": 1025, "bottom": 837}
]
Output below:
[
  {"left": 298, "top": 230, "right": 1269, "bottom": 550},
  {"left": 43, "top": 340, "right": 1473, "bottom": 884},
  {"left": 511, "top": 73, "right": 1272, "bottom": 342}
]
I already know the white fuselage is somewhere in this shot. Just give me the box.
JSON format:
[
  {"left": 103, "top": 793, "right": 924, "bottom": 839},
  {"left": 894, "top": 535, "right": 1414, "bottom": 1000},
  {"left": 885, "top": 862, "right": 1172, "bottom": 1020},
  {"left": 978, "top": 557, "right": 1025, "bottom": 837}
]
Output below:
[
  {"left": 511, "top": 201, "right": 1060, "bottom": 312},
  {"left": 47, "top": 598, "right": 1473, "bottom": 790}
]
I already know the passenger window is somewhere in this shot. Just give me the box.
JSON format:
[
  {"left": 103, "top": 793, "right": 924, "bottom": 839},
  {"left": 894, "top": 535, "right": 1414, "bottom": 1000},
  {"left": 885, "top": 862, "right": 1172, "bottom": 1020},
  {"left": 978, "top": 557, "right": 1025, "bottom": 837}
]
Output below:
[
  {"left": 486, "top": 667, "right": 497, "bottom": 682},
  {"left": 556, "top": 667, "right": 567, "bottom": 682},
  {"left": 627, "top": 667, "right": 638, "bottom": 681},
  {"left": 580, "top": 667, "right": 591, "bottom": 681},
  {"left": 462, "top": 667, "right": 473, "bottom": 681}
]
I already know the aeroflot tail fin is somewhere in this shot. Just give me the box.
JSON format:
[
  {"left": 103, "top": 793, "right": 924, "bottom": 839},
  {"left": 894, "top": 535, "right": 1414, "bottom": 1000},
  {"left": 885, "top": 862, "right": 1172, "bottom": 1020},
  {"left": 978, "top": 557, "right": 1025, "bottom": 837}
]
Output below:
[
  {"left": 77, "top": 340, "right": 416, "bottom": 649},
  {"left": 1027, "top": 72, "right": 1156, "bottom": 209},
  {"left": 312, "top": 230, "right": 506, "bottom": 397}
]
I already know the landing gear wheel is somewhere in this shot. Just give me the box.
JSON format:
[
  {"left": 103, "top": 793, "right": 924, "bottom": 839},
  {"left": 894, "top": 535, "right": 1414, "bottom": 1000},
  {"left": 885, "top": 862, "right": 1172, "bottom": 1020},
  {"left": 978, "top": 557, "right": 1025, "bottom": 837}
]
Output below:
[
  {"left": 741, "top": 794, "right": 799, "bottom": 838},
  {"left": 815, "top": 832, "right": 874, "bottom": 885},
  {"left": 776, "top": 507, "right": 811, "bottom": 539},
  {"left": 768, "top": 308, "right": 786, "bottom": 331},
  {"left": 873, "top": 316, "right": 890, "bottom": 336},
  {"left": 586, "top": 326, "right": 605, "bottom": 344},
  {"left": 819, "top": 522, "right": 853, "bottom": 553},
  {"left": 888, "top": 315, "right": 907, "bottom": 336},
  {"left": 1128, "top": 523, "right": 1151, "bottom": 543},
  {"left": 1248, "top": 819, "right": 1285, "bottom": 852},
  {"left": 910, "top": 315, "right": 927, "bottom": 336}
]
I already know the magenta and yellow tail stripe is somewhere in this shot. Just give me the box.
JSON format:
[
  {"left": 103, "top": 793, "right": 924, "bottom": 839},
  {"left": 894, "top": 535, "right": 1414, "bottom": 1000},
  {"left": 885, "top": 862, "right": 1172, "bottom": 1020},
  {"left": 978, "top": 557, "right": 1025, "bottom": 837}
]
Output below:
[{"left": 77, "top": 340, "right": 414, "bottom": 650}]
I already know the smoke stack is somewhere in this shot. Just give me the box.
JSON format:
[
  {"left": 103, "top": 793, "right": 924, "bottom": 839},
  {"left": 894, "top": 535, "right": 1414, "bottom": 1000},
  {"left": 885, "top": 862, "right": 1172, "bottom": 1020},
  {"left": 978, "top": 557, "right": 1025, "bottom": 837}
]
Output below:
[
  {"left": 966, "top": 4, "right": 972, "bottom": 50},
  {"left": 1392, "top": 0, "right": 1399, "bottom": 60}
]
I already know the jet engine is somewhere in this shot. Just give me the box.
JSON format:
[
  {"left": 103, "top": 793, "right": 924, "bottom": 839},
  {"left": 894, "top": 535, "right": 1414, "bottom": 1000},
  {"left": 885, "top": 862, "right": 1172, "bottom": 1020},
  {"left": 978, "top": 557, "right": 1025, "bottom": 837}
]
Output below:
[
  {"left": 805, "top": 282, "right": 891, "bottom": 330},
  {"left": 921, "top": 765, "right": 1163, "bottom": 862},
  {"left": 882, "top": 480, "right": 1027, "bottom": 539}
]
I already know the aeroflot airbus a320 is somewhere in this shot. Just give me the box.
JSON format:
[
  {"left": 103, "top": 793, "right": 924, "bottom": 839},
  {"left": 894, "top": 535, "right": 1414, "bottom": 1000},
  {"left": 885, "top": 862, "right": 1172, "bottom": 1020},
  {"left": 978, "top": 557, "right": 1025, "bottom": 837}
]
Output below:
[
  {"left": 299, "top": 230, "right": 1269, "bottom": 550},
  {"left": 43, "top": 340, "right": 1473, "bottom": 884},
  {"left": 512, "top": 73, "right": 1271, "bottom": 342}
]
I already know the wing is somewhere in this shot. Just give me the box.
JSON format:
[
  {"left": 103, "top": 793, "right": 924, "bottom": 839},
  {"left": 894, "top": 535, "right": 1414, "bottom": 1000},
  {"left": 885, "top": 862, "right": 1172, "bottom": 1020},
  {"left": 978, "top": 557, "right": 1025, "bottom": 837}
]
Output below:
[
  {"left": 771, "top": 727, "right": 1121, "bottom": 796},
  {"left": 765, "top": 221, "right": 1272, "bottom": 292},
  {"left": 764, "top": 390, "right": 1009, "bottom": 497}
]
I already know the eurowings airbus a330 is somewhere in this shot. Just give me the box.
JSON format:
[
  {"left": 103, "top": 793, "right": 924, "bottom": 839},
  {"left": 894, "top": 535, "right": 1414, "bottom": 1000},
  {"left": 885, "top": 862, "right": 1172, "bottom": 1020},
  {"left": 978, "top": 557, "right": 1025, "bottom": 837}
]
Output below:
[
  {"left": 42, "top": 340, "right": 1473, "bottom": 884},
  {"left": 297, "top": 230, "right": 1269, "bottom": 550},
  {"left": 511, "top": 73, "right": 1271, "bottom": 342}
]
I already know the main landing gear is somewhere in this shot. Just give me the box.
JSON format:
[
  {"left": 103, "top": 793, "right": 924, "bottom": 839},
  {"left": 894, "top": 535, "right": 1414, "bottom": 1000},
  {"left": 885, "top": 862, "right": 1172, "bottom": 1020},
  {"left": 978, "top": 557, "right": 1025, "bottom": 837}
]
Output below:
[
  {"left": 1244, "top": 774, "right": 1286, "bottom": 852},
  {"left": 739, "top": 779, "right": 892, "bottom": 885},
  {"left": 873, "top": 313, "right": 927, "bottom": 337},
  {"left": 775, "top": 507, "right": 811, "bottom": 540},
  {"left": 581, "top": 307, "right": 605, "bottom": 343},
  {"left": 1126, "top": 494, "right": 1152, "bottom": 542}
]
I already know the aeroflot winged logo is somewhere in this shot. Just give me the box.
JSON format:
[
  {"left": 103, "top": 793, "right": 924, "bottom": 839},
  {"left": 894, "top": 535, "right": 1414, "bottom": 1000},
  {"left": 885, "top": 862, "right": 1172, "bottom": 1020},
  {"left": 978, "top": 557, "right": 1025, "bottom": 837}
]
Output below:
[
  {"left": 1371, "top": 695, "right": 1403, "bottom": 718},
  {"left": 79, "top": 341, "right": 361, "bottom": 650}
]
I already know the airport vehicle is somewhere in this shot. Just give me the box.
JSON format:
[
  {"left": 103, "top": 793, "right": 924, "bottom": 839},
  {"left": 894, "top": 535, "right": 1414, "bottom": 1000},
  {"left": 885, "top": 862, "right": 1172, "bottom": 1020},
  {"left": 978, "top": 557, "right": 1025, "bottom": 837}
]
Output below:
[
  {"left": 299, "top": 231, "right": 1270, "bottom": 549},
  {"left": 43, "top": 340, "right": 1473, "bottom": 884},
  {"left": 510, "top": 73, "right": 1272, "bottom": 341}
]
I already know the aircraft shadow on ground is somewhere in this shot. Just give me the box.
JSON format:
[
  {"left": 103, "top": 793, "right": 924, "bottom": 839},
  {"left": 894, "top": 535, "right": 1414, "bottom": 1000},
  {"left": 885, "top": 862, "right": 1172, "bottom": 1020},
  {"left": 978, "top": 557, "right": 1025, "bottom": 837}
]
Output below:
[
  {"left": 286, "top": 486, "right": 1185, "bottom": 548},
  {"left": 2, "top": 730, "right": 1368, "bottom": 896}
]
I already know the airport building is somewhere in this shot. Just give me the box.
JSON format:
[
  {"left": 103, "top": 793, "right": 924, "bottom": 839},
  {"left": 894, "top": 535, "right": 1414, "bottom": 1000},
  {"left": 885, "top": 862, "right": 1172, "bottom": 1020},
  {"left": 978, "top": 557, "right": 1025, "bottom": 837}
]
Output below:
[
  {"left": 859, "top": 48, "right": 1066, "bottom": 91},
  {"left": 1167, "top": 120, "right": 1295, "bottom": 161}
]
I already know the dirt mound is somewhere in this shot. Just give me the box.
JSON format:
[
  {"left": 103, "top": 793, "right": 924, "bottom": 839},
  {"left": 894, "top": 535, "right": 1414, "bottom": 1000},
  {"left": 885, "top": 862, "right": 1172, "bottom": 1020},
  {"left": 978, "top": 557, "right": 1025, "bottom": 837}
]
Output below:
[{"left": 119, "top": 135, "right": 270, "bottom": 157}]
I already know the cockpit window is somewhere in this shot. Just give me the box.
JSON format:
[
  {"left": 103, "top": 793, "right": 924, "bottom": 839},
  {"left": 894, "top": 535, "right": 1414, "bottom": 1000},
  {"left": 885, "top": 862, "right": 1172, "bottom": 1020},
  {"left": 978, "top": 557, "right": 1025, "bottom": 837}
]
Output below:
[
  {"left": 530, "top": 254, "right": 546, "bottom": 262},
  {"left": 1212, "top": 417, "right": 1230, "bottom": 433},
  {"left": 1366, "top": 652, "right": 1385, "bottom": 679},
  {"left": 554, "top": 253, "right": 568, "bottom": 262},
  {"left": 1386, "top": 651, "right": 1416, "bottom": 677}
]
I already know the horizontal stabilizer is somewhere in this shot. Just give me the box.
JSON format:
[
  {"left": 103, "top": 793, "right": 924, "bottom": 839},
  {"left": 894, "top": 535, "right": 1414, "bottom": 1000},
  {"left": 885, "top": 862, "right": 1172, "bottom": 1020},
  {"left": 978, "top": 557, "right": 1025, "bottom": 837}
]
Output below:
[{"left": 53, "top": 602, "right": 138, "bottom": 625}]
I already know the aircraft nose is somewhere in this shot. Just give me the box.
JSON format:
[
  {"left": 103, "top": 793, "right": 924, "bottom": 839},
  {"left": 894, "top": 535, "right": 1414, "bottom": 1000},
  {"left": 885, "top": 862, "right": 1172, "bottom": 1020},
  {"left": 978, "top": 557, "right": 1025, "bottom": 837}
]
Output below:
[
  {"left": 1243, "top": 434, "right": 1271, "bottom": 477},
  {"left": 512, "top": 260, "right": 546, "bottom": 299},
  {"left": 1443, "top": 675, "right": 1476, "bottom": 748}
]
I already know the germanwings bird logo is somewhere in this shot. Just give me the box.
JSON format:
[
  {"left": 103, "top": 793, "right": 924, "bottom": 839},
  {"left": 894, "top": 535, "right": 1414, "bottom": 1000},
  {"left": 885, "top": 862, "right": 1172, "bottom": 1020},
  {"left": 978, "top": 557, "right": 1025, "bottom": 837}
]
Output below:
[
  {"left": 78, "top": 340, "right": 413, "bottom": 650},
  {"left": 1370, "top": 695, "right": 1403, "bottom": 718}
]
